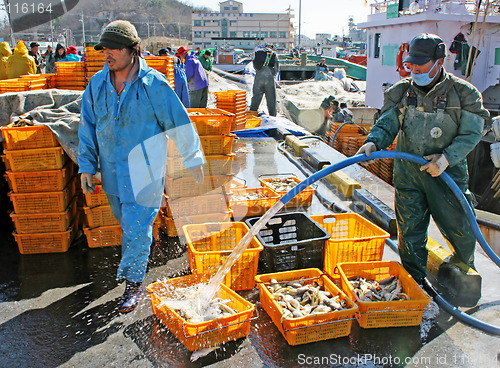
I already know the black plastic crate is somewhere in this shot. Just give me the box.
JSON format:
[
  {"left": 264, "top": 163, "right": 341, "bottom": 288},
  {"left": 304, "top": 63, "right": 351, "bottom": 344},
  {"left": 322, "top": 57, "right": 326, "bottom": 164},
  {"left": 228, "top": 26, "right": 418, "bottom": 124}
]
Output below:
[{"left": 246, "top": 212, "right": 331, "bottom": 272}]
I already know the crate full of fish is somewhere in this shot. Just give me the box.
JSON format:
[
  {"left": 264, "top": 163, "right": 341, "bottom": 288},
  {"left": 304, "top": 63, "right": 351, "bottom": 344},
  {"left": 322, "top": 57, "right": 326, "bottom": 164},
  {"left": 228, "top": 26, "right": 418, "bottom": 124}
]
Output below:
[
  {"left": 310, "top": 214, "right": 390, "bottom": 277},
  {"left": 229, "top": 187, "right": 280, "bottom": 219},
  {"left": 183, "top": 222, "right": 263, "bottom": 290},
  {"left": 255, "top": 268, "right": 358, "bottom": 345},
  {"left": 246, "top": 212, "right": 330, "bottom": 273},
  {"left": 337, "top": 261, "right": 431, "bottom": 328},
  {"left": 259, "top": 175, "right": 315, "bottom": 208},
  {"left": 147, "top": 273, "right": 256, "bottom": 352}
]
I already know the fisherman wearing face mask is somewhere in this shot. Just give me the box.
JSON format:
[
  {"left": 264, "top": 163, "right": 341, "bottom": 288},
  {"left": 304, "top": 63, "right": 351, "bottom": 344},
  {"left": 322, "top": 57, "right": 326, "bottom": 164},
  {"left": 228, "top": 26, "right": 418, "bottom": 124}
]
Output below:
[{"left": 357, "top": 33, "right": 489, "bottom": 284}]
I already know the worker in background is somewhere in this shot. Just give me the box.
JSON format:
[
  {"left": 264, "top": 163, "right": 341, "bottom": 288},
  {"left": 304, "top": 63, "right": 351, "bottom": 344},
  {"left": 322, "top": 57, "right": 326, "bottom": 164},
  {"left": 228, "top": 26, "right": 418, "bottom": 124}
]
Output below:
[
  {"left": 6, "top": 41, "right": 36, "bottom": 78},
  {"left": 250, "top": 43, "right": 279, "bottom": 117},
  {"left": 0, "top": 42, "right": 12, "bottom": 80},
  {"left": 78, "top": 20, "right": 205, "bottom": 313},
  {"left": 335, "top": 102, "right": 354, "bottom": 123},
  {"left": 199, "top": 49, "right": 213, "bottom": 72},
  {"left": 44, "top": 45, "right": 56, "bottom": 73},
  {"left": 28, "top": 42, "right": 43, "bottom": 73},
  {"left": 179, "top": 46, "right": 209, "bottom": 108},
  {"left": 357, "top": 33, "right": 489, "bottom": 284},
  {"left": 65, "top": 46, "right": 82, "bottom": 61},
  {"left": 315, "top": 57, "right": 329, "bottom": 81},
  {"left": 54, "top": 43, "right": 66, "bottom": 62},
  {"left": 161, "top": 47, "right": 190, "bottom": 107}
]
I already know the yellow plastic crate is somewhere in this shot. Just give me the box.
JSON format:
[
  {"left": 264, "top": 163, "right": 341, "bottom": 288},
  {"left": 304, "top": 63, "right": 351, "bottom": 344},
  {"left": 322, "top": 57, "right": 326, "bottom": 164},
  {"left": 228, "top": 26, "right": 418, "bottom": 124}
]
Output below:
[
  {"left": 187, "top": 108, "right": 235, "bottom": 135},
  {"left": 83, "top": 205, "right": 119, "bottom": 227},
  {"left": 164, "top": 174, "right": 231, "bottom": 199},
  {"left": 163, "top": 211, "right": 231, "bottom": 238},
  {"left": 166, "top": 154, "right": 234, "bottom": 179},
  {"left": 13, "top": 219, "right": 77, "bottom": 254},
  {"left": 229, "top": 187, "right": 279, "bottom": 219},
  {"left": 259, "top": 175, "right": 315, "bottom": 208},
  {"left": 337, "top": 261, "right": 431, "bottom": 329},
  {"left": 83, "top": 224, "right": 122, "bottom": 248},
  {"left": 310, "top": 214, "right": 390, "bottom": 277},
  {"left": 7, "top": 162, "right": 74, "bottom": 193},
  {"left": 11, "top": 197, "right": 77, "bottom": 233},
  {"left": 255, "top": 268, "right": 359, "bottom": 345},
  {"left": 83, "top": 185, "right": 109, "bottom": 207},
  {"left": 8, "top": 181, "right": 75, "bottom": 213},
  {"left": 183, "top": 222, "right": 263, "bottom": 291},
  {"left": 1, "top": 123, "right": 59, "bottom": 150},
  {"left": 164, "top": 193, "right": 229, "bottom": 218},
  {"left": 5, "top": 146, "right": 68, "bottom": 172},
  {"left": 147, "top": 273, "right": 255, "bottom": 351}
]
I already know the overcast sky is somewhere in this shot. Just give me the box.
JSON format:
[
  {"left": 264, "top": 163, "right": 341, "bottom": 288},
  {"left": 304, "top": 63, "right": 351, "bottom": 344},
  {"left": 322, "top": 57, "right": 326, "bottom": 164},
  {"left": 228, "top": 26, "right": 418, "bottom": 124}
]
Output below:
[{"left": 181, "top": 0, "right": 371, "bottom": 39}]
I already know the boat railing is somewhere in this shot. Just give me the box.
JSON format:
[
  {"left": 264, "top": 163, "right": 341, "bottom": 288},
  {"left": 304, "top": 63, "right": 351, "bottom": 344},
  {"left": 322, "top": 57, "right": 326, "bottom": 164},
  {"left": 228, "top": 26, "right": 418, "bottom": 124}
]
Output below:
[{"left": 369, "top": 0, "right": 498, "bottom": 17}]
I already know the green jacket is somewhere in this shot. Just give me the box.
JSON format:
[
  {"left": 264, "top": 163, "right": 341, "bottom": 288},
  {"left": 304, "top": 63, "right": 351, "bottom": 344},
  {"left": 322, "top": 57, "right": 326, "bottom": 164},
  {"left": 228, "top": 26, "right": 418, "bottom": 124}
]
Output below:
[
  {"left": 199, "top": 55, "right": 212, "bottom": 71},
  {"left": 365, "top": 69, "right": 489, "bottom": 167}
]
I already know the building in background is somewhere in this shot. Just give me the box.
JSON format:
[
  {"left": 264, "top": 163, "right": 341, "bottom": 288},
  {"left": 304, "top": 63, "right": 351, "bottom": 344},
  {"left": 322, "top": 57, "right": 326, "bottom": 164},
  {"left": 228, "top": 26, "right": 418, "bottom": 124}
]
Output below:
[{"left": 191, "top": 0, "right": 294, "bottom": 53}]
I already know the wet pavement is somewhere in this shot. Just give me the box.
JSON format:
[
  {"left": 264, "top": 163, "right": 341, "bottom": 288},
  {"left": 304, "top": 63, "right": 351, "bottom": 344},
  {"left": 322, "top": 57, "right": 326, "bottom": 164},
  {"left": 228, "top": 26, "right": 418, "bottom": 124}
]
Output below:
[{"left": 1, "top": 136, "right": 499, "bottom": 367}]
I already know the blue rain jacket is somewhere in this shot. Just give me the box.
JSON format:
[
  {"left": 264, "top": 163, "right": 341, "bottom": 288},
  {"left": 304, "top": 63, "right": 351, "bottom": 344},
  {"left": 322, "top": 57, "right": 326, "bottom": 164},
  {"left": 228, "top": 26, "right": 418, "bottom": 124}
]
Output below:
[{"left": 78, "top": 57, "right": 204, "bottom": 203}]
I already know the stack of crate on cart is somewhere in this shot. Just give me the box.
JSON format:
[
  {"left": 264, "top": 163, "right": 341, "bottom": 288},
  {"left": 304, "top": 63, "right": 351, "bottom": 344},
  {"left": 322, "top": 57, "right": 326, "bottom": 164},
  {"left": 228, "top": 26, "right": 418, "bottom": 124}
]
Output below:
[
  {"left": 55, "top": 62, "right": 86, "bottom": 90},
  {"left": 0, "top": 75, "right": 49, "bottom": 94},
  {"left": 84, "top": 47, "right": 106, "bottom": 83},
  {"left": 145, "top": 56, "right": 175, "bottom": 89},
  {"left": 214, "top": 90, "right": 247, "bottom": 131},
  {"left": 162, "top": 108, "right": 237, "bottom": 238},
  {"left": 1, "top": 123, "right": 77, "bottom": 254}
]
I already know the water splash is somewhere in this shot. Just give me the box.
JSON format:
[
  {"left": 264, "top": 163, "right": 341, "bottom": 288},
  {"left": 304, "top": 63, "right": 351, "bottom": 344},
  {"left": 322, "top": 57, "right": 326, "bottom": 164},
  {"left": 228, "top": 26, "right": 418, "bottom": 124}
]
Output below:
[{"left": 195, "top": 201, "right": 285, "bottom": 305}]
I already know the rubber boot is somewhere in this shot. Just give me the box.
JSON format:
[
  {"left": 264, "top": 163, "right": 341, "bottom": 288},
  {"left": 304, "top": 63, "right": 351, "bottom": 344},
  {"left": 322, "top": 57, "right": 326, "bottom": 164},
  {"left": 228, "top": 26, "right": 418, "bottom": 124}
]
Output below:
[{"left": 118, "top": 280, "right": 143, "bottom": 313}]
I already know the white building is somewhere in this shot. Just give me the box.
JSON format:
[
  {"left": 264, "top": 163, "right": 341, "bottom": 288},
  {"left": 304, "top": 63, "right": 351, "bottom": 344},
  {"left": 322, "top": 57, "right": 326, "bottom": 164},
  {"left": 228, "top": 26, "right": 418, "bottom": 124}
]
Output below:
[
  {"left": 191, "top": 0, "right": 294, "bottom": 53},
  {"left": 359, "top": 0, "right": 500, "bottom": 109}
]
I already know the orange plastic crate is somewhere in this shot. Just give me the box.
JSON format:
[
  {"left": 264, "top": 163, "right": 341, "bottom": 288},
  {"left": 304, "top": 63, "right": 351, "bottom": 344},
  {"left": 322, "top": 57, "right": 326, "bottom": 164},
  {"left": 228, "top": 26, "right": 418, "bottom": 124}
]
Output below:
[
  {"left": 337, "top": 261, "right": 431, "bottom": 329},
  {"left": 7, "top": 162, "right": 74, "bottom": 193},
  {"left": 166, "top": 154, "right": 234, "bottom": 179},
  {"left": 164, "top": 193, "right": 229, "bottom": 218},
  {"left": 259, "top": 175, "right": 315, "bottom": 208},
  {"left": 310, "top": 214, "right": 390, "bottom": 277},
  {"left": 162, "top": 211, "right": 231, "bottom": 238},
  {"left": 83, "top": 224, "right": 122, "bottom": 248},
  {"left": 13, "top": 220, "right": 77, "bottom": 254},
  {"left": 168, "top": 134, "right": 236, "bottom": 157},
  {"left": 147, "top": 273, "right": 255, "bottom": 351},
  {"left": 183, "top": 222, "right": 263, "bottom": 290},
  {"left": 1, "top": 123, "right": 59, "bottom": 150},
  {"left": 255, "top": 268, "right": 359, "bottom": 345},
  {"left": 83, "top": 185, "right": 109, "bottom": 207},
  {"left": 5, "top": 146, "right": 67, "bottom": 172},
  {"left": 83, "top": 205, "right": 119, "bottom": 227},
  {"left": 229, "top": 187, "right": 279, "bottom": 219},
  {"left": 11, "top": 197, "right": 77, "bottom": 233},
  {"left": 187, "top": 108, "right": 235, "bottom": 135},
  {"left": 164, "top": 174, "right": 231, "bottom": 199}
]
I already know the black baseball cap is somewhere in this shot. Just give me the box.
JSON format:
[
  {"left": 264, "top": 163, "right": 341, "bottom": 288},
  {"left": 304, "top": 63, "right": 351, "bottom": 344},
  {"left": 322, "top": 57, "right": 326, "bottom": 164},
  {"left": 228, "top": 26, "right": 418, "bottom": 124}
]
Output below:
[
  {"left": 403, "top": 33, "right": 446, "bottom": 65},
  {"left": 30, "top": 42, "right": 40, "bottom": 47}
]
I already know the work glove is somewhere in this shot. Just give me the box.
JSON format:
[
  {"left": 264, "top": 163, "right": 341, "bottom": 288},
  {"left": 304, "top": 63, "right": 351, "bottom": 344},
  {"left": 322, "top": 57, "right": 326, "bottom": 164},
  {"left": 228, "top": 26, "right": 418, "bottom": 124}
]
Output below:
[
  {"left": 356, "top": 142, "right": 377, "bottom": 157},
  {"left": 81, "top": 173, "right": 96, "bottom": 194},
  {"left": 420, "top": 154, "right": 449, "bottom": 177},
  {"left": 190, "top": 166, "right": 204, "bottom": 184}
]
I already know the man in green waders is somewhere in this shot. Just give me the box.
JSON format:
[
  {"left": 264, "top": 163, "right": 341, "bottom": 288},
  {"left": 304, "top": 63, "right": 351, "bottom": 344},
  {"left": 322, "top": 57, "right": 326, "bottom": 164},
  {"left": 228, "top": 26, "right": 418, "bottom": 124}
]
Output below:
[{"left": 357, "top": 33, "right": 489, "bottom": 283}]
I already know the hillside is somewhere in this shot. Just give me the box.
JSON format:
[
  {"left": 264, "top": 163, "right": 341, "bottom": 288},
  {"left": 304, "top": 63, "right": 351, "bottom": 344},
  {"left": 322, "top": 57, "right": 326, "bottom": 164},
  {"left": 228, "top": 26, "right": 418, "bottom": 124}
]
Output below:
[{"left": 1, "top": 0, "right": 211, "bottom": 46}]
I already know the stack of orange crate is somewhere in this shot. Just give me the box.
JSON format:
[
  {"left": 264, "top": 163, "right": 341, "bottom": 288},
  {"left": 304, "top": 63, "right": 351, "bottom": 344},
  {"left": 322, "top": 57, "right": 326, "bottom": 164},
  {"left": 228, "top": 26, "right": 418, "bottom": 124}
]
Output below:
[
  {"left": 1, "top": 123, "right": 77, "bottom": 254},
  {"left": 84, "top": 47, "right": 106, "bottom": 83},
  {"left": 55, "top": 62, "right": 86, "bottom": 90},
  {"left": 0, "top": 77, "right": 47, "bottom": 94},
  {"left": 162, "top": 108, "right": 237, "bottom": 237},
  {"left": 214, "top": 90, "right": 247, "bottom": 131},
  {"left": 145, "top": 56, "right": 175, "bottom": 89}
]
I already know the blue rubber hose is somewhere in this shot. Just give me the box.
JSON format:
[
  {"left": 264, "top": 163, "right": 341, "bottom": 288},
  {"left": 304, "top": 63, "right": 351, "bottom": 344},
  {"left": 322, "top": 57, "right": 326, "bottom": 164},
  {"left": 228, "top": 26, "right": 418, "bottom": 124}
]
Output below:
[
  {"left": 331, "top": 121, "right": 352, "bottom": 147},
  {"left": 279, "top": 150, "right": 500, "bottom": 335}
]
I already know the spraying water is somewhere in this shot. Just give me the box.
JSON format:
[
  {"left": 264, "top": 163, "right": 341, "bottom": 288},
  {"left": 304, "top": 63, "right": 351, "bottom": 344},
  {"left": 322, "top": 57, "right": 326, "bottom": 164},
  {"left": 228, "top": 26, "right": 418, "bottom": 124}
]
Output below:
[{"left": 195, "top": 200, "right": 285, "bottom": 305}]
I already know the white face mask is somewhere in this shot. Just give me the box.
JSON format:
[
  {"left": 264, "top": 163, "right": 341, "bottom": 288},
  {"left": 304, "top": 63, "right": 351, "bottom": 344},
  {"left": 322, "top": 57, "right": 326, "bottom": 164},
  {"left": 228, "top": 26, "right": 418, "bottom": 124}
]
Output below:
[{"left": 411, "top": 60, "right": 440, "bottom": 86}]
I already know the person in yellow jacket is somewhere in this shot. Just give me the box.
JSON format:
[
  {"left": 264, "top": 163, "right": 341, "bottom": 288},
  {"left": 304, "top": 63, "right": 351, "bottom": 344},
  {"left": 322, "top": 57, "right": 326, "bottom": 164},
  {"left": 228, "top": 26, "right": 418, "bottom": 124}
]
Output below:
[
  {"left": 0, "top": 42, "right": 12, "bottom": 80},
  {"left": 6, "top": 41, "right": 36, "bottom": 78}
]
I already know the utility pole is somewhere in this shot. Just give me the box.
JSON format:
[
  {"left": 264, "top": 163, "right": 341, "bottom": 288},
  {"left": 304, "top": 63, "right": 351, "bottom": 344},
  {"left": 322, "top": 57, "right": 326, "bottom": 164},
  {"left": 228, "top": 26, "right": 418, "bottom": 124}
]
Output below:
[
  {"left": 298, "top": 0, "right": 302, "bottom": 47},
  {"left": 3, "top": 0, "right": 15, "bottom": 45},
  {"left": 80, "top": 12, "right": 86, "bottom": 45}
]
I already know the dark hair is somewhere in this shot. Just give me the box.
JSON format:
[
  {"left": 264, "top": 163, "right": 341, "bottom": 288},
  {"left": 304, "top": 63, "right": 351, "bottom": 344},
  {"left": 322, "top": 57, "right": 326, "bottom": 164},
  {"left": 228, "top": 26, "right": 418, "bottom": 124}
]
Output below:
[
  {"left": 204, "top": 50, "right": 211, "bottom": 56},
  {"left": 126, "top": 43, "right": 142, "bottom": 58},
  {"left": 340, "top": 102, "right": 347, "bottom": 108}
]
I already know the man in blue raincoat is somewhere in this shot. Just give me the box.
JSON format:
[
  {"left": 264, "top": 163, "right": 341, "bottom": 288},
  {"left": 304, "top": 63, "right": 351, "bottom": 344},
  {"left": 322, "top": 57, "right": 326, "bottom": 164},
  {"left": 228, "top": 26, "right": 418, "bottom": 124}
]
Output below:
[
  {"left": 357, "top": 33, "right": 489, "bottom": 283},
  {"left": 78, "top": 20, "right": 205, "bottom": 313}
]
